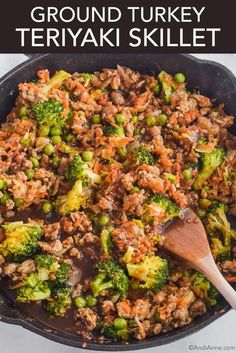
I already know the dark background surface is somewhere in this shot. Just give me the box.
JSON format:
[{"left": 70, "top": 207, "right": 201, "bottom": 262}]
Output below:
[{"left": 0, "top": 0, "right": 236, "bottom": 53}]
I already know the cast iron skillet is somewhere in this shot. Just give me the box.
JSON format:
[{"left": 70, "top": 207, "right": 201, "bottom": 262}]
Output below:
[{"left": 0, "top": 54, "right": 235, "bottom": 350}]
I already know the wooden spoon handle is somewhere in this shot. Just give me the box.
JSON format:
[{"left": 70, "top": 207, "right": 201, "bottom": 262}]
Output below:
[{"left": 195, "top": 254, "right": 236, "bottom": 310}]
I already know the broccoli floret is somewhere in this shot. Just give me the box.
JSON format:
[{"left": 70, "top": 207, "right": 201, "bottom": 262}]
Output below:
[
  {"left": 35, "top": 254, "right": 58, "bottom": 271},
  {"left": 54, "top": 262, "right": 72, "bottom": 287},
  {"left": 79, "top": 73, "right": 95, "bottom": 87},
  {"left": 67, "top": 155, "right": 88, "bottom": 186},
  {"left": 208, "top": 200, "right": 226, "bottom": 212},
  {"left": 210, "top": 238, "right": 231, "bottom": 262},
  {"left": 122, "top": 246, "right": 135, "bottom": 264},
  {"left": 35, "top": 254, "right": 58, "bottom": 281},
  {"left": 90, "top": 259, "right": 129, "bottom": 297},
  {"left": 83, "top": 167, "right": 101, "bottom": 185},
  {"left": 194, "top": 148, "right": 225, "bottom": 190},
  {"left": 100, "top": 229, "right": 113, "bottom": 255},
  {"left": 158, "top": 71, "right": 176, "bottom": 104},
  {"left": 32, "top": 99, "right": 65, "bottom": 127},
  {"left": 0, "top": 222, "right": 43, "bottom": 262},
  {"left": 99, "top": 321, "right": 117, "bottom": 339},
  {"left": 191, "top": 272, "right": 210, "bottom": 297},
  {"left": 32, "top": 99, "right": 66, "bottom": 127},
  {"left": 163, "top": 172, "right": 177, "bottom": 184},
  {"left": 204, "top": 202, "right": 236, "bottom": 246},
  {"left": 127, "top": 255, "right": 169, "bottom": 292},
  {"left": 16, "top": 255, "right": 72, "bottom": 304},
  {"left": 99, "top": 321, "right": 129, "bottom": 341},
  {"left": 106, "top": 125, "right": 125, "bottom": 137},
  {"left": 35, "top": 255, "right": 72, "bottom": 286},
  {"left": 17, "top": 272, "right": 51, "bottom": 303},
  {"left": 207, "top": 286, "right": 219, "bottom": 307},
  {"left": 135, "top": 146, "right": 155, "bottom": 166},
  {"left": 115, "top": 328, "right": 129, "bottom": 341},
  {"left": 44, "top": 70, "right": 71, "bottom": 92},
  {"left": 143, "top": 195, "right": 181, "bottom": 225},
  {"left": 191, "top": 272, "right": 219, "bottom": 306},
  {"left": 56, "top": 180, "right": 89, "bottom": 215},
  {"left": 67, "top": 155, "right": 101, "bottom": 186},
  {"left": 44, "top": 287, "right": 72, "bottom": 317}
]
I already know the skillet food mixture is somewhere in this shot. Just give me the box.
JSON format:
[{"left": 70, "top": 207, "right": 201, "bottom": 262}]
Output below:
[{"left": 0, "top": 67, "right": 235, "bottom": 343}]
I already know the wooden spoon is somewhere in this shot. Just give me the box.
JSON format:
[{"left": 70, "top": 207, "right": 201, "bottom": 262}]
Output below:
[{"left": 163, "top": 208, "right": 236, "bottom": 309}]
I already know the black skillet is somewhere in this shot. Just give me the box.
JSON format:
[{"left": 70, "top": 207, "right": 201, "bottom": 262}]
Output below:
[{"left": 0, "top": 54, "right": 235, "bottom": 350}]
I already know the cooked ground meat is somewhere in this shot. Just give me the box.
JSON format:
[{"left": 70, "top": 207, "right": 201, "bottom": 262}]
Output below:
[
  {"left": 101, "top": 300, "right": 116, "bottom": 315},
  {"left": 189, "top": 299, "right": 207, "bottom": 318},
  {"left": 38, "top": 239, "right": 63, "bottom": 254},
  {"left": 17, "top": 259, "right": 36, "bottom": 275},
  {"left": 0, "top": 66, "right": 235, "bottom": 345},
  {"left": 221, "top": 260, "right": 236, "bottom": 274},
  {"left": 116, "top": 299, "right": 133, "bottom": 319},
  {"left": 75, "top": 307, "right": 98, "bottom": 336},
  {"left": 43, "top": 222, "right": 61, "bottom": 241},
  {"left": 132, "top": 299, "right": 151, "bottom": 320}
]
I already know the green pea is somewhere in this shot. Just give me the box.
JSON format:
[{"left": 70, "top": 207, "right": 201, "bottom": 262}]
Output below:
[
  {"left": 92, "top": 114, "right": 102, "bottom": 124},
  {"left": 52, "top": 156, "right": 60, "bottom": 168},
  {"left": 60, "top": 143, "right": 73, "bottom": 155},
  {"left": 154, "top": 312, "right": 161, "bottom": 323},
  {"left": 173, "top": 124, "right": 180, "bottom": 131},
  {"left": 30, "top": 157, "right": 39, "bottom": 169},
  {"left": 86, "top": 295, "right": 97, "bottom": 307},
  {"left": 183, "top": 168, "right": 192, "bottom": 181},
  {"left": 64, "top": 133, "right": 74, "bottom": 142},
  {"left": 50, "top": 126, "right": 61, "bottom": 136},
  {"left": 131, "top": 115, "right": 138, "bottom": 124},
  {"left": 117, "top": 147, "right": 127, "bottom": 159},
  {"left": 74, "top": 296, "right": 86, "bottom": 309},
  {"left": 14, "top": 198, "right": 25, "bottom": 207},
  {"left": 81, "top": 151, "right": 94, "bottom": 162},
  {"left": 130, "top": 186, "right": 140, "bottom": 194},
  {"left": 152, "top": 83, "right": 160, "bottom": 95},
  {"left": 38, "top": 125, "right": 50, "bottom": 137},
  {"left": 113, "top": 318, "right": 127, "bottom": 330},
  {"left": 130, "top": 279, "right": 140, "bottom": 290},
  {"left": 98, "top": 214, "right": 110, "bottom": 227},
  {"left": 21, "top": 116, "right": 29, "bottom": 121},
  {"left": 115, "top": 114, "right": 126, "bottom": 125},
  {"left": 203, "top": 185, "right": 210, "bottom": 192},
  {"left": 42, "top": 202, "right": 53, "bottom": 214},
  {"left": 43, "top": 143, "right": 54, "bottom": 156},
  {"left": 51, "top": 135, "right": 62, "bottom": 146},
  {"left": 134, "top": 127, "right": 141, "bottom": 136},
  {"left": 0, "top": 179, "right": 6, "bottom": 190},
  {"left": 20, "top": 137, "right": 31, "bottom": 147},
  {"left": 157, "top": 114, "right": 168, "bottom": 126},
  {"left": 146, "top": 116, "right": 156, "bottom": 127},
  {"left": 197, "top": 209, "right": 206, "bottom": 219},
  {"left": 174, "top": 73, "right": 186, "bottom": 84},
  {"left": 25, "top": 169, "right": 34, "bottom": 181},
  {"left": 0, "top": 192, "right": 11, "bottom": 205},
  {"left": 199, "top": 198, "right": 212, "bottom": 209},
  {"left": 19, "top": 106, "right": 28, "bottom": 118}
]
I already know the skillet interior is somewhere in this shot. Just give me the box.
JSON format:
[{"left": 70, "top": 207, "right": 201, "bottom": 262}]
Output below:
[{"left": 0, "top": 53, "right": 235, "bottom": 351}]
